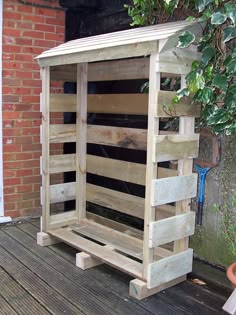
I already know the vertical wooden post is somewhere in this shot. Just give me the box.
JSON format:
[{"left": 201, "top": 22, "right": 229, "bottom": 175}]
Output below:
[
  {"left": 41, "top": 67, "right": 50, "bottom": 232},
  {"left": 76, "top": 63, "right": 88, "bottom": 223},
  {"left": 143, "top": 53, "right": 161, "bottom": 279},
  {"left": 174, "top": 74, "right": 195, "bottom": 253}
]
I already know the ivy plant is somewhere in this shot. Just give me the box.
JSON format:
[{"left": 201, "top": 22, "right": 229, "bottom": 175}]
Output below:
[{"left": 125, "top": 0, "right": 236, "bottom": 135}]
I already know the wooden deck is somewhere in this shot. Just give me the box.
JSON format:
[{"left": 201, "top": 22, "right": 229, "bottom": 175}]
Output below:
[{"left": 0, "top": 220, "right": 227, "bottom": 315}]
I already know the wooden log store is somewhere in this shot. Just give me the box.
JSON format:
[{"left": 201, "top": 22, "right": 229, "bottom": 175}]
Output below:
[{"left": 36, "top": 21, "right": 203, "bottom": 300}]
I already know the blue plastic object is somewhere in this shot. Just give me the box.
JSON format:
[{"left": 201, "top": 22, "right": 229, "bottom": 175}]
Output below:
[{"left": 194, "top": 164, "right": 211, "bottom": 225}]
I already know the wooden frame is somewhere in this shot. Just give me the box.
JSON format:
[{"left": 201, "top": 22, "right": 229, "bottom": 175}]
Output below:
[{"left": 37, "top": 21, "right": 202, "bottom": 300}]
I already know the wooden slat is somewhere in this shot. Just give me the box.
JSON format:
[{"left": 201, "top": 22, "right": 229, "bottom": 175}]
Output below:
[
  {"left": 76, "top": 63, "right": 87, "bottom": 222},
  {"left": 87, "top": 155, "right": 146, "bottom": 185},
  {"left": 50, "top": 92, "right": 200, "bottom": 117},
  {"left": 86, "top": 184, "right": 145, "bottom": 219},
  {"left": 50, "top": 182, "right": 75, "bottom": 203},
  {"left": 50, "top": 125, "right": 147, "bottom": 149},
  {"left": 50, "top": 58, "right": 149, "bottom": 82},
  {"left": 41, "top": 67, "right": 50, "bottom": 232},
  {"left": 154, "top": 134, "right": 199, "bottom": 162},
  {"left": 49, "top": 154, "right": 76, "bottom": 173},
  {"left": 149, "top": 212, "right": 195, "bottom": 248},
  {"left": 156, "top": 91, "right": 201, "bottom": 117},
  {"left": 38, "top": 41, "right": 158, "bottom": 67},
  {"left": 143, "top": 53, "right": 160, "bottom": 279},
  {"left": 151, "top": 174, "right": 198, "bottom": 206},
  {"left": 49, "top": 211, "right": 77, "bottom": 229},
  {"left": 72, "top": 221, "right": 143, "bottom": 260},
  {"left": 48, "top": 228, "right": 143, "bottom": 279},
  {"left": 147, "top": 249, "right": 193, "bottom": 289}
]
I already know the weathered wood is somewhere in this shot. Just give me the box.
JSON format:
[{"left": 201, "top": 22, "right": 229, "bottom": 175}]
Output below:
[
  {"left": 151, "top": 174, "right": 198, "bottom": 206},
  {"left": 41, "top": 67, "right": 50, "bottom": 232},
  {"left": 149, "top": 212, "right": 195, "bottom": 248},
  {"left": 49, "top": 153, "right": 177, "bottom": 180},
  {"left": 51, "top": 58, "right": 149, "bottom": 82},
  {"left": 143, "top": 53, "right": 160, "bottom": 280},
  {"left": 77, "top": 63, "right": 88, "bottom": 223},
  {"left": 157, "top": 91, "right": 201, "bottom": 117},
  {"left": 49, "top": 211, "right": 78, "bottom": 229},
  {"left": 37, "top": 231, "right": 60, "bottom": 247},
  {"left": 76, "top": 252, "right": 103, "bottom": 270},
  {"left": 129, "top": 276, "right": 186, "bottom": 300},
  {"left": 154, "top": 134, "right": 199, "bottom": 162},
  {"left": 0, "top": 294, "right": 18, "bottom": 315},
  {"left": 147, "top": 249, "right": 193, "bottom": 289},
  {"left": 86, "top": 184, "right": 145, "bottom": 219},
  {"left": 48, "top": 228, "right": 143, "bottom": 279},
  {"left": 223, "top": 289, "right": 236, "bottom": 315}
]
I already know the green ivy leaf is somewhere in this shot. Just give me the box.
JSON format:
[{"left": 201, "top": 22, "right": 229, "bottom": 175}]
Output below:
[
  {"left": 202, "top": 104, "right": 218, "bottom": 121},
  {"left": 202, "top": 46, "right": 216, "bottom": 65},
  {"left": 176, "top": 88, "right": 190, "bottom": 98},
  {"left": 194, "top": 87, "right": 214, "bottom": 104},
  {"left": 225, "top": 2, "right": 236, "bottom": 24},
  {"left": 225, "top": 84, "right": 236, "bottom": 112},
  {"left": 191, "top": 60, "right": 200, "bottom": 70},
  {"left": 211, "top": 12, "right": 227, "bottom": 24},
  {"left": 226, "top": 57, "right": 236, "bottom": 75},
  {"left": 177, "top": 31, "right": 195, "bottom": 48},
  {"left": 212, "top": 74, "right": 228, "bottom": 91},
  {"left": 207, "top": 108, "right": 232, "bottom": 125},
  {"left": 195, "top": 0, "right": 214, "bottom": 12},
  {"left": 223, "top": 26, "right": 236, "bottom": 43}
]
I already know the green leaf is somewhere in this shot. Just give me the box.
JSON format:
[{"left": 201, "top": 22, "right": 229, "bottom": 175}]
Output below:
[
  {"left": 202, "top": 46, "right": 215, "bottom": 65},
  {"left": 207, "top": 108, "right": 232, "bottom": 125},
  {"left": 176, "top": 88, "right": 190, "bottom": 98},
  {"left": 225, "top": 2, "right": 236, "bottom": 24},
  {"left": 223, "top": 26, "right": 236, "bottom": 43},
  {"left": 211, "top": 12, "right": 227, "bottom": 24},
  {"left": 226, "top": 57, "right": 236, "bottom": 75},
  {"left": 191, "top": 60, "right": 200, "bottom": 70},
  {"left": 225, "top": 84, "right": 236, "bottom": 112},
  {"left": 195, "top": 0, "right": 214, "bottom": 12},
  {"left": 177, "top": 31, "right": 195, "bottom": 48},
  {"left": 212, "top": 74, "right": 228, "bottom": 91},
  {"left": 202, "top": 104, "right": 218, "bottom": 121},
  {"left": 194, "top": 87, "right": 214, "bottom": 104}
]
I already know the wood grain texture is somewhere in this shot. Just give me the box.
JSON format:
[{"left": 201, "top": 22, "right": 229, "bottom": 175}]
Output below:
[
  {"left": 151, "top": 174, "right": 198, "bottom": 206},
  {"left": 149, "top": 212, "right": 195, "bottom": 248},
  {"left": 156, "top": 91, "right": 201, "bottom": 117},
  {"left": 147, "top": 249, "right": 193, "bottom": 289},
  {"left": 48, "top": 228, "right": 143, "bottom": 279},
  {"left": 154, "top": 134, "right": 199, "bottom": 162}
]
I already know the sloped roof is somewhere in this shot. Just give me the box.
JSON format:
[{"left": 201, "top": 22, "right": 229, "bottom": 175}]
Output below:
[{"left": 36, "top": 20, "right": 203, "bottom": 67}]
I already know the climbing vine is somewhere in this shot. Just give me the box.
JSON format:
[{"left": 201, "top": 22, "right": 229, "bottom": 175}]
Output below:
[{"left": 125, "top": 0, "right": 236, "bottom": 135}]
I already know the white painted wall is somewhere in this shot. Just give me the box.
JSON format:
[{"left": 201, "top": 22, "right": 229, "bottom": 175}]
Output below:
[{"left": 0, "top": 0, "right": 11, "bottom": 223}]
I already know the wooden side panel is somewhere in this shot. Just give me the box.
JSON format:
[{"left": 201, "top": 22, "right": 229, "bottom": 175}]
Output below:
[
  {"left": 86, "top": 184, "right": 145, "bottom": 219},
  {"left": 49, "top": 154, "right": 76, "bottom": 174},
  {"left": 49, "top": 211, "right": 78, "bottom": 229},
  {"left": 50, "top": 58, "right": 149, "bottom": 82},
  {"left": 151, "top": 174, "right": 198, "bottom": 206},
  {"left": 50, "top": 182, "right": 75, "bottom": 203},
  {"left": 154, "top": 134, "right": 199, "bottom": 162},
  {"left": 147, "top": 249, "right": 193, "bottom": 289},
  {"left": 149, "top": 212, "right": 195, "bottom": 248}
]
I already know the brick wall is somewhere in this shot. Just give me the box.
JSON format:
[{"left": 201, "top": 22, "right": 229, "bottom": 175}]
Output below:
[{"left": 2, "top": 0, "right": 65, "bottom": 218}]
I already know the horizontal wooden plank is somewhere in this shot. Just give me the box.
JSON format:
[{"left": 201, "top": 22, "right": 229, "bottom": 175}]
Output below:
[
  {"left": 155, "top": 134, "right": 199, "bottom": 162},
  {"left": 87, "top": 184, "right": 145, "bottom": 219},
  {"left": 149, "top": 212, "right": 195, "bottom": 248},
  {"left": 50, "top": 94, "right": 148, "bottom": 115},
  {"left": 49, "top": 154, "right": 76, "bottom": 173},
  {"left": 49, "top": 211, "right": 78, "bottom": 229},
  {"left": 147, "top": 248, "right": 193, "bottom": 289},
  {"left": 50, "top": 58, "right": 150, "bottom": 82},
  {"left": 48, "top": 228, "right": 143, "bottom": 279},
  {"left": 151, "top": 174, "right": 198, "bottom": 206},
  {"left": 157, "top": 90, "right": 201, "bottom": 117}
]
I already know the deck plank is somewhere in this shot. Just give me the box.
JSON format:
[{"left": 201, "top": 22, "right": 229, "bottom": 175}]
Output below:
[
  {"left": 0, "top": 266, "right": 50, "bottom": 315},
  {"left": 17, "top": 222, "right": 226, "bottom": 314},
  {"left": 0, "top": 294, "right": 18, "bottom": 315}
]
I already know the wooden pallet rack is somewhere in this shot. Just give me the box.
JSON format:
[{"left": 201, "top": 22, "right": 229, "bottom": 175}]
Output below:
[{"left": 36, "top": 21, "right": 203, "bottom": 299}]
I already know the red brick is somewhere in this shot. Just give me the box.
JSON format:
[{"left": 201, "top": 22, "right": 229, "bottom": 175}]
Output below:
[
  {"left": 22, "top": 175, "right": 41, "bottom": 184},
  {"left": 23, "top": 62, "right": 40, "bottom": 71},
  {"left": 4, "top": 20, "right": 16, "bottom": 28},
  {"left": 17, "top": 200, "right": 34, "bottom": 209},
  {"left": 4, "top": 170, "right": 16, "bottom": 178},
  {"left": 22, "top": 47, "right": 42, "bottom": 55},
  {"left": 15, "top": 37, "right": 32, "bottom": 46},
  {"left": 3, "top": 28, "right": 21, "bottom": 37},
  {"left": 2, "top": 104, "right": 14, "bottom": 111},
  {"left": 2, "top": 86, "right": 14, "bottom": 94},
  {"left": 23, "top": 14, "right": 44, "bottom": 23},
  {"left": 3, "top": 144, "right": 21, "bottom": 153},
  {"left": 22, "top": 143, "right": 41, "bottom": 152},
  {"left": 23, "top": 30, "right": 44, "bottom": 39},
  {"left": 16, "top": 169, "right": 34, "bottom": 177},
  {"left": 3, "top": 111, "right": 21, "bottom": 119},
  {"left": 2, "top": 53, "right": 15, "bottom": 60},
  {"left": 3, "top": 153, "right": 15, "bottom": 161},
  {"left": 35, "top": 23, "right": 55, "bottom": 33},
  {"left": 22, "top": 79, "right": 41, "bottom": 87},
  {"left": 34, "top": 39, "right": 56, "bottom": 48},
  {"left": 22, "top": 112, "right": 41, "bottom": 119},
  {"left": 22, "top": 160, "right": 39, "bottom": 168},
  {"left": 15, "top": 87, "right": 31, "bottom": 95},
  {"left": 15, "top": 54, "right": 33, "bottom": 62},
  {"left": 4, "top": 177, "right": 21, "bottom": 186},
  {"left": 16, "top": 153, "right": 33, "bottom": 160},
  {"left": 3, "top": 11, "right": 21, "bottom": 20},
  {"left": 3, "top": 61, "right": 21, "bottom": 69},
  {"left": 16, "top": 21, "right": 33, "bottom": 30},
  {"left": 3, "top": 45, "right": 21, "bottom": 53},
  {"left": 23, "top": 127, "right": 39, "bottom": 135},
  {"left": 22, "top": 192, "right": 39, "bottom": 200},
  {"left": 14, "top": 120, "right": 32, "bottom": 128},
  {"left": 45, "top": 32, "right": 64, "bottom": 41},
  {"left": 15, "top": 70, "right": 33, "bottom": 79},
  {"left": 3, "top": 78, "right": 21, "bottom": 86},
  {"left": 5, "top": 209, "right": 20, "bottom": 217},
  {"left": 15, "top": 104, "right": 33, "bottom": 112},
  {"left": 34, "top": 7, "right": 56, "bottom": 17},
  {"left": 4, "top": 3, "right": 16, "bottom": 11},
  {"left": 16, "top": 184, "right": 33, "bottom": 193},
  {"left": 3, "top": 128, "right": 22, "bottom": 137},
  {"left": 17, "top": 4, "right": 33, "bottom": 14},
  {"left": 4, "top": 187, "right": 15, "bottom": 194},
  {"left": 4, "top": 161, "right": 22, "bottom": 169},
  {"left": 3, "top": 36, "right": 16, "bottom": 45},
  {"left": 4, "top": 193, "right": 22, "bottom": 203},
  {"left": 15, "top": 136, "right": 33, "bottom": 144}
]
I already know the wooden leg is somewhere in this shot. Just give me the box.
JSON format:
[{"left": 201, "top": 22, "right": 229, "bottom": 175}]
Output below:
[
  {"left": 37, "top": 232, "right": 60, "bottom": 247},
  {"left": 223, "top": 289, "right": 236, "bottom": 315},
  {"left": 129, "top": 275, "right": 186, "bottom": 300},
  {"left": 76, "top": 252, "right": 103, "bottom": 270}
]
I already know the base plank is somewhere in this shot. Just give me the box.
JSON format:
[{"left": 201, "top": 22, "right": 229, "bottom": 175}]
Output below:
[
  {"left": 37, "top": 232, "right": 60, "bottom": 247},
  {"left": 129, "top": 276, "right": 186, "bottom": 300},
  {"left": 76, "top": 252, "right": 103, "bottom": 270}
]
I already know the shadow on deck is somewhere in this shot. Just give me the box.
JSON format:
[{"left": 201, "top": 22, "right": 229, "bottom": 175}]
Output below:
[{"left": 0, "top": 220, "right": 228, "bottom": 315}]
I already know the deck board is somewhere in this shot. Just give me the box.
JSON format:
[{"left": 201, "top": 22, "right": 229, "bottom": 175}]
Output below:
[{"left": 0, "top": 221, "right": 227, "bottom": 315}]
